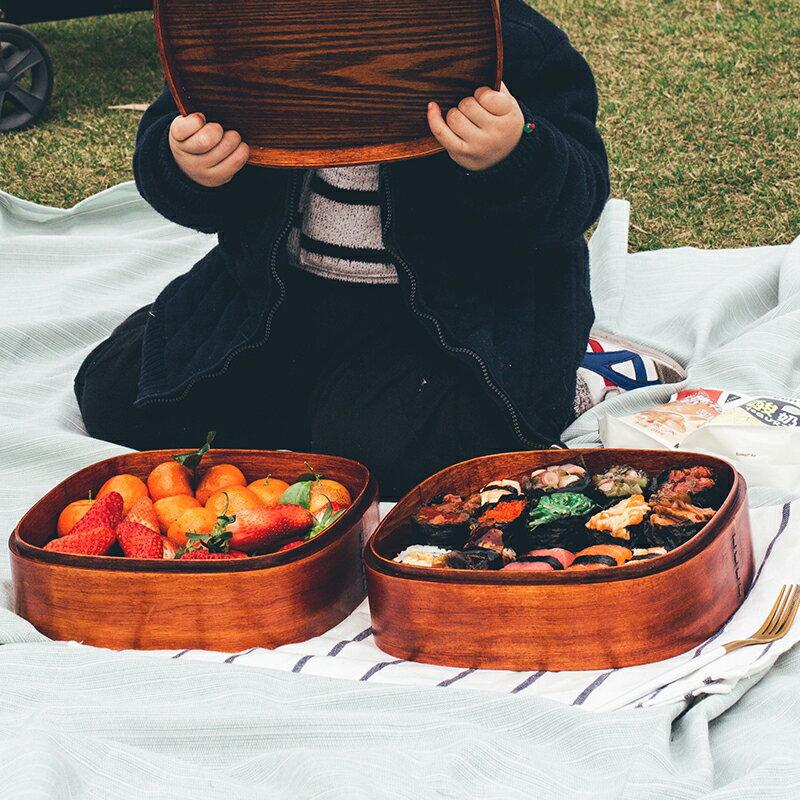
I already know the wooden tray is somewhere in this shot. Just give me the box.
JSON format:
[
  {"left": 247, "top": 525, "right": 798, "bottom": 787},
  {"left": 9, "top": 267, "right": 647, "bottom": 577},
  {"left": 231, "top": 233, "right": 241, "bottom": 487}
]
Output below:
[
  {"left": 365, "top": 449, "right": 754, "bottom": 671},
  {"left": 10, "top": 449, "right": 379, "bottom": 651},
  {"left": 153, "top": 0, "right": 502, "bottom": 167}
]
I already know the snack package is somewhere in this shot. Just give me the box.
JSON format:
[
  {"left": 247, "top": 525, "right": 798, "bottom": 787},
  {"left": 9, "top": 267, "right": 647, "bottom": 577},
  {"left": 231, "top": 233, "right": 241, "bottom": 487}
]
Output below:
[
  {"left": 681, "top": 396, "right": 800, "bottom": 491},
  {"left": 599, "top": 389, "right": 800, "bottom": 492},
  {"left": 599, "top": 389, "right": 742, "bottom": 449}
]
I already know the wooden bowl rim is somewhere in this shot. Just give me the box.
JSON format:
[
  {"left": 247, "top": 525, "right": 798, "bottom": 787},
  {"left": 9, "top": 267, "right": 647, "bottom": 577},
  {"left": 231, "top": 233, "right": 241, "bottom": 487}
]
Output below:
[
  {"left": 152, "top": 0, "right": 504, "bottom": 168},
  {"left": 12, "top": 449, "right": 376, "bottom": 573},
  {"left": 366, "top": 448, "right": 745, "bottom": 585}
]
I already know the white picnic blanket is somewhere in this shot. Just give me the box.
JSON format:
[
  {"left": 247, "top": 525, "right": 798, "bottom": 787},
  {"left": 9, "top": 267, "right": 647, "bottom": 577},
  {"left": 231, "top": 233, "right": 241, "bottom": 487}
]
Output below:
[
  {"left": 2, "top": 185, "right": 799, "bottom": 712},
  {"left": 5, "top": 184, "right": 800, "bottom": 797}
]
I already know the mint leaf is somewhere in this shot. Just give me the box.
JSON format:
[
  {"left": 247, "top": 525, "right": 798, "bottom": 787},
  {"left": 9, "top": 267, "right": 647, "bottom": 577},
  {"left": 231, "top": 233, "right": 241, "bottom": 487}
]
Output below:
[{"left": 279, "top": 480, "right": 312, "bottom": 509}]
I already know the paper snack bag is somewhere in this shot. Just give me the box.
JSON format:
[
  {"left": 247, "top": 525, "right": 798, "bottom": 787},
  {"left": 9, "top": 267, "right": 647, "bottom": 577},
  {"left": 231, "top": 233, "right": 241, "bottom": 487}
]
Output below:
[
  {"left": 681, "top": 396, "right": 800, "bottom": 491},
  {"left": 598, "top": 389, "right": 740, "bottom": 449}
]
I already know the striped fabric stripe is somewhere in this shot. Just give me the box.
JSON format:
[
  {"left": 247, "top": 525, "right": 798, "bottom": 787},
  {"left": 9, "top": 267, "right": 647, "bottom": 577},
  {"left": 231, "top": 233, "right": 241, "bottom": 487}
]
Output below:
[
  {"left": 298, "top": 234, "right": 393, "bottom": 265},
  {"left": 573, "top": 671, "right": 616, "bottom": 705},
  {"left": 511, "top": 671, "right": 546, "bottom": 693},
  {"left": 286, "top": 166, "right": 399, "bottom": 284},
  {"left": 438, "top": 668, "right": 477, "bottom": 687},
  {"left": 360, "top": 659, "right": 405, "bottom": 681},
  {"left": 309, "top": 173, "right": 380, "bottom": 205},
  {"left": 326, "top": 627, "right": 374, "bottom": 657}
]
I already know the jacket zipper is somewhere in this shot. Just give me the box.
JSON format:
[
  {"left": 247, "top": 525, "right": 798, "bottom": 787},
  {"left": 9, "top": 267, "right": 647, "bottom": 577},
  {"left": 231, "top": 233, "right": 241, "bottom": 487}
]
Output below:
[
  {"left": 379, "top": 167, "right": 555, "bottom": 450},
  {"left": 141, "top": 171, "right": 303, "bottom": 406}
]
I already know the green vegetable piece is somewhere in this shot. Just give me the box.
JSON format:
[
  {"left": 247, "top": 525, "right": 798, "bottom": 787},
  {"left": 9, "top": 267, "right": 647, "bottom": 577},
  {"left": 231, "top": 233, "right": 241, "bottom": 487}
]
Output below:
[{"left": 528, "top": 492, "right": 593, "bottom": 529}]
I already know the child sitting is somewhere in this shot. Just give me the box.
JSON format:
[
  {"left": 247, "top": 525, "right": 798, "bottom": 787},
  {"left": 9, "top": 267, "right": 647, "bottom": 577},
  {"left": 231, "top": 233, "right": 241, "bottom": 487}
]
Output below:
[{"left": 75, "top": 0, "right": 683, "bottom": 497}]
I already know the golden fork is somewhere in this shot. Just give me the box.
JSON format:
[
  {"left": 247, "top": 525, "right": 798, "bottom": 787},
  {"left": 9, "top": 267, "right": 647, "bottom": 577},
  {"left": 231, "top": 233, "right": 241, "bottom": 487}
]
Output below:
[
  {"left": 722, "top": 583, "right": 800, "bottom": 654},
  {"left": 597, "top": 584, "right": 800, "bottom": 711}
]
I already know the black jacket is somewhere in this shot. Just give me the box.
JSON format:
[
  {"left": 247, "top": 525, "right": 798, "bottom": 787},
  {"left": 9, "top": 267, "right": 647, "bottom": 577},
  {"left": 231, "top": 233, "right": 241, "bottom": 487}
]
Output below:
[{"left": 133, "top": 0, "right": 609, "bottom": 447}]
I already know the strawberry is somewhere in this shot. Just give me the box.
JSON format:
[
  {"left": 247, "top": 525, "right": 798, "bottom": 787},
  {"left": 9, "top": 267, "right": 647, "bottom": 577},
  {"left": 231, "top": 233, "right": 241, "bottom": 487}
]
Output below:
[
  {"left": 174, "top": 511, "right": 236, "bottom": 559},
  {"left": 162, "top": 537, "right": 179, "bottom": 559},
  {"left": 44, "top": 526, "right": 116, "bottom": 556},
  {"left": 179, "top": 549, "right": 248, "bottom": 560},
  {"left": 312, "top": 501, "right": 346, "bottom": 522},
  {"left": 117, "top": 520, "right": 164, "bottom": 559},
  {"left": 226, "top": 504, "right": 314, "bottom": 553},
  {"left": 124, "top": 496, "right": 160, "bottom": 534},
  {"left": 277, "top": 540, "right": 305, "bottom": 552},
  {"left": 68, "top": 491, "right": 123, "bottom": 536},
  {"left": 308, "top": 500, "right": 347, "bottom": 539}
]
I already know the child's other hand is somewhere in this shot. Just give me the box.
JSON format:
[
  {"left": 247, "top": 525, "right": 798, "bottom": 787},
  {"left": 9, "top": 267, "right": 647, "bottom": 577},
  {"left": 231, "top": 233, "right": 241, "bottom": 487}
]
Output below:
[
  {"left": 169, "top": 113, "right": 251, "bottom": 187},
  {"left": 427, "top": 82, "right": 524, "bottom": 172}
]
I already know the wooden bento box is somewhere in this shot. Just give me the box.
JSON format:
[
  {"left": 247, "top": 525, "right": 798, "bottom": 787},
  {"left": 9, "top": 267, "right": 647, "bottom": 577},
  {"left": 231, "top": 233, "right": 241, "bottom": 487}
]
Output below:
[
  {"left": 365, "top": 449, "right": 754, "bottom": 671},
  {"left": 10, "top": 450, "right": 379, "bottom": 652}
]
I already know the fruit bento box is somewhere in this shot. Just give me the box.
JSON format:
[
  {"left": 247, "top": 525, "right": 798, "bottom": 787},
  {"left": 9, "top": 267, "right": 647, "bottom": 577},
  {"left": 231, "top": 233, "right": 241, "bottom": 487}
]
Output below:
[
  {"left": 10, "top": 449, "right": 379, "bottom": 651},
  {"left": 364, "top": 449, "right": 753, "bottom": 671}
]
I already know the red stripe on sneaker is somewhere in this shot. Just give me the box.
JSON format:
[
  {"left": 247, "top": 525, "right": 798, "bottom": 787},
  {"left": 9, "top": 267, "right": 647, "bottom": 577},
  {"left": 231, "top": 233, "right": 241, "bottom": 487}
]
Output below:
[
  {"left": 588, "top": 339, "right": 615, "bottom": 387},
  {"left": 588, "top": 338, "right": 604, "bottom": 353}
]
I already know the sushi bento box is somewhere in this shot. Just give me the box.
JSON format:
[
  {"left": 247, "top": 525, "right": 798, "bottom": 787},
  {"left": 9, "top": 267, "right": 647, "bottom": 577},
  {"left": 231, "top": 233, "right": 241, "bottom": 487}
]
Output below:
[
  {"left": 10, "top": 449, "right": 379, "bottom": 651},
  {"left": 364, "top": 449, "right": 754, "bottom": 671}
]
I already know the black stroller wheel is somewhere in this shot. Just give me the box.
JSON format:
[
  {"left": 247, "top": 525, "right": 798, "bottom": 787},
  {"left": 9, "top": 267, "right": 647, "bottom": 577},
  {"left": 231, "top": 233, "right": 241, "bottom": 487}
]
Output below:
[{"left": 0, "top": 22, "right": 53, "bottom": 132}]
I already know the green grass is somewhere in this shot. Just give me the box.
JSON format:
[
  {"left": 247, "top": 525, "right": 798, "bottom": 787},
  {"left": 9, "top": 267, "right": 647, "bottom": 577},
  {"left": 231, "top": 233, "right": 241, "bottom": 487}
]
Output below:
[
  {"left": 0, "top": 13, "right": 163, "bottom": 206},
  {"left": 0, "top": 3, "right": 797, "bottom": 251}
]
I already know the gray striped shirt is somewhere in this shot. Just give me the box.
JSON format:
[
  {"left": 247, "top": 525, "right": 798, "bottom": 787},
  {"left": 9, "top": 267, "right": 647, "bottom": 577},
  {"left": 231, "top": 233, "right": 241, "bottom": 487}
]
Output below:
[{"left": 286, "top": 166, "right": 399, "bottom": 284}]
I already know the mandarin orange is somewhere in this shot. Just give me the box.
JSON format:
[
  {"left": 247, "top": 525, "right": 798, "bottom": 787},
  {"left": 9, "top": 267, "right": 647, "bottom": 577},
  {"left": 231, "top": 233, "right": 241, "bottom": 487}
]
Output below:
[
  {"left": 147, "top": 461, "right": 194, "bottom": 502},
  {"left": 56, "top": 498, "right": 94, "bottom": 538},
  {"left": 96, "top": 474, "right": 149, "bottom": 516},
  {"left": 308, "top": 479, "right": 352, "bottom": 514},
  {"left": 153, "top": 494, "right": 201, "bottom": 534},
  {"left": 195, "top": 464, "right": 247, "bottom": 505},
  {"left": 246, "top": 477, "right": 290, "bottom": 507},
  {"left": 166, "top": 506, "right": 217, "bottom": 548},
  {"left": 205, "top": 485, "right": 264, "bottom": 517}
]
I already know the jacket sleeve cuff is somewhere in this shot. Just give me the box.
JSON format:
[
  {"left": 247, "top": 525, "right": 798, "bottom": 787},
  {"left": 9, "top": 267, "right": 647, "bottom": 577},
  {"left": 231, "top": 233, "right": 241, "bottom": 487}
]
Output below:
[
  {"left": 153, "top": 119, "right": 236, "bottom": 214},
  {"left": 447, "top": 101, "right": 548, "bottom": 209}
]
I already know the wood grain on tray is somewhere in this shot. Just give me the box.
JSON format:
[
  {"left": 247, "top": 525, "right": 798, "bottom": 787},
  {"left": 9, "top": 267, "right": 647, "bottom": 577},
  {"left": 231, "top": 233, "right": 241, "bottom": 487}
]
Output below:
[{"left": 154, "top": 0, "right": 502, "bottom": 166}]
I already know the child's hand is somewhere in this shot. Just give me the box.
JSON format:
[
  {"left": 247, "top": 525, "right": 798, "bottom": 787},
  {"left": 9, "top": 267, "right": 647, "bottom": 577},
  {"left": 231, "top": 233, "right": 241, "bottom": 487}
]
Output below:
[
  {"left": 169, "top": 113, "right": 251, "bottom": 187},
  {"left": 427, "top": 82, "right": 525, "bottom": 172}
]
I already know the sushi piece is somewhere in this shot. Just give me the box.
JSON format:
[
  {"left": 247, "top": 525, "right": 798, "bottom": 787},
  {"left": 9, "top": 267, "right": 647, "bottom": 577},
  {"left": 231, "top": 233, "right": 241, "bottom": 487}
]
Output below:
[
  {"left": 501, "top": 548, "right": 575, "bottom": 572},
  {"left": 475, "top": 497, "right": 529, "bottom": 527},
  {"left": 410, "top": 493, "right": 481, "bottom": 549},
  {"left": 650, "top": 493, "right": 716, "bottom": 527},
  {"left": 393, "top": 545, "right": 448, "bottom": 567},
  {"left": 569, "top": 544, "right": 632, "bottom": 570},
  {"left": 585, "top": 494, "right": 650, "bottom": 545},
  {"left": 528, "top": 492, "right": 594, "bottom": 528},
  {"left": 439, "top": 547, "right": 505, "bottom": 571},
  {"left": 653, "top": 466, "right": 723, "bottom": 508},
  {"left": 467, "top": 527, "right": 517, "bottom": 565},
  {"left": 629, "top": 547, "right": 668, "bottom": 561},
  {"left": 525, "top": 463, "right": 589, "bottom": 496},
  {"left": 642, "top": 492, "right": 718, "bottom": 549},
  {"left": 522, "top": 492, "right": 595, "bottom": 552},
  {"left": 479, "top": 480, "right": 523, "bottom": 506},
  {"left": 473, "top": 497, "right": 529, "bottom": 544},
  {"left": 470, "top": 496, "right": 530, "bottom": 553},
  {"left": 590, "top": 465, "right": 651, "bottom": 502}
]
